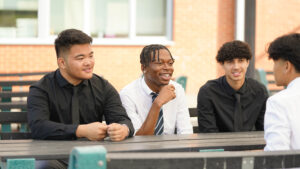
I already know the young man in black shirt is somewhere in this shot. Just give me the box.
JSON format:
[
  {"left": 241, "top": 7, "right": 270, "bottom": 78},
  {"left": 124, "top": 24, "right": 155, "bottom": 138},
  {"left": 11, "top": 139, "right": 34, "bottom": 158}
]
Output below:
[
  {"left": 197, "top": 40, "right": 268, "bottom": 132},
  {"left": 27, "top": 29, "right": 134, "bottom": 141}
]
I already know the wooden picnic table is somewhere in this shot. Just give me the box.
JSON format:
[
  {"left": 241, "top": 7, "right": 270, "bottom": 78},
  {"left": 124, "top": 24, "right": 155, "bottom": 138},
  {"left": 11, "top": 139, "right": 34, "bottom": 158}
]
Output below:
[
  {"left": 0, "top": 132, "right": 264, "bottom": 162},
  {"left": 2, "top": 131, "right": 300, "bottom": 169}
]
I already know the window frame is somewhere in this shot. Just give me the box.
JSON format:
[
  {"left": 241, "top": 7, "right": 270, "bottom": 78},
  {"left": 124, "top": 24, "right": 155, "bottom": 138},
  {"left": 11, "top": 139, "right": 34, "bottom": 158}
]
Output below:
[{"left": 0, "top": 0, "right": 173, "bottom": 45}]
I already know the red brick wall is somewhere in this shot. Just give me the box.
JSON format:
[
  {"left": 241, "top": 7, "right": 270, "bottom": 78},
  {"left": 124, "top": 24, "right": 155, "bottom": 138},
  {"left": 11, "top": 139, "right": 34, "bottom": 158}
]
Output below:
[
  {"left": 216, "top": 0, "right": 235, "bottom": 77},
  {"left": 255, "top": 0, "right": 300, "bottom": 91},
  {"left": 256, "top": 0, "right": 300, "bottom": 71},
  {"left": 0, "top": 0, "right": 226, "bottom": 94},
  {"left": 0, "top": 45, "right": 56, "bottom": 73},
  {"left": 1, "top": 0, "right": 299, "bottom": 95}
]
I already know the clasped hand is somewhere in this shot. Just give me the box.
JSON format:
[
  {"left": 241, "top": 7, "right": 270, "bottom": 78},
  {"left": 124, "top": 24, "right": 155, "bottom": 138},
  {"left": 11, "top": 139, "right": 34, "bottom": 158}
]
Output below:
[{"left": 76, "top": 122, "right": 129, "bottom": 141}]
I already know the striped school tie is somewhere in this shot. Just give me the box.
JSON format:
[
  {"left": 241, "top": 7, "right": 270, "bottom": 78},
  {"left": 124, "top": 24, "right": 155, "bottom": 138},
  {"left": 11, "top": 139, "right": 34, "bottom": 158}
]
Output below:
[{"left": 151, "top": 92, "right": 164, "bottom": 135}]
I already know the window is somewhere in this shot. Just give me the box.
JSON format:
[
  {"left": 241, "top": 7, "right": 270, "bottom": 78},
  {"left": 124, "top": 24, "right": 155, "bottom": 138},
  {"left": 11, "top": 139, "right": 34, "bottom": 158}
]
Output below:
[
  {"left": 90, "top": 0, "right": 129, "bottom": 38},
  {"left": 0, "top": 0, "right": 173, "bottom": 45},
  {"left": 0, "top": 0, "right": 38, "bottom": 38},
  {"left": 136, "top": 0, "right": 166, "bottom": 36},
  {"left": 50, "top": 0, "right": 84, "bottom": 36}
]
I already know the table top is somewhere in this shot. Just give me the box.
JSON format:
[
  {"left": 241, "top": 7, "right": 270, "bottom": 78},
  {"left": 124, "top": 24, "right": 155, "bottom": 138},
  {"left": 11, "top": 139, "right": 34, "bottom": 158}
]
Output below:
[{"left": 0, "top": 131, "right": 265, "bottom": 162}]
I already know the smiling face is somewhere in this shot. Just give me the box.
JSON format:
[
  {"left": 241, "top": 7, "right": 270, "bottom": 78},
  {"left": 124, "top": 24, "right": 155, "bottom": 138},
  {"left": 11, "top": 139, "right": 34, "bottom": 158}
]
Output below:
[
  {"left": 222, "top": 58, "right": 249, "bottom": 87},
  {"left": 58, "top": 43, "right": 94, "bottom": 85},
  {"left": 143, "top": 49, "right": 174, "bottom": 92}
]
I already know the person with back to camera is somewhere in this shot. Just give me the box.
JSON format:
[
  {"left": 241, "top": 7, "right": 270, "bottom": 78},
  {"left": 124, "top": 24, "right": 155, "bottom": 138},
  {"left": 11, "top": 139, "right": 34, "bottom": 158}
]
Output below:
[{"left": 264, "top": 33, "right": 300, "bottom": 151}]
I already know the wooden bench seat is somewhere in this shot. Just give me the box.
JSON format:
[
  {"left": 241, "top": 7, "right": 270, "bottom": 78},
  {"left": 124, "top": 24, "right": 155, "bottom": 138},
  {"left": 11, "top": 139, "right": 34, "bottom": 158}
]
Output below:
[
  {"left": 188, "top": 108, "right": 199, "bottom": 133},
  {"left": 0, "top": 91, "right": 29, "bottom": 97},
  {"left": 0, "top": 111, "right": 27, "bottom": 123},
  {"left": 0, "top": 102, "right": 27, "bottom": 110},
  {"left": 0, "top": 72, "right": 49, "bottom": 140},
  {"left": 0, "top": 132, "right": 32, "bottom": 140},
  {"left": 0, "top": 80, "right": 38, "bottom": 87},
  {"left": 255, "top": 69, "right": 284, "bottom": 95},
  {"left": 0, "top": 111, "right": 31, "bottom": 140}
]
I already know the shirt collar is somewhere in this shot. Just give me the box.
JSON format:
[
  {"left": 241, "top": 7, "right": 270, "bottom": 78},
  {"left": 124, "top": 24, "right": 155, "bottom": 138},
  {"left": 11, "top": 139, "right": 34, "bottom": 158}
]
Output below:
[
  {"left": 237, "top": 79, "right": 247, "bottom": 94},
  {"left": 221, "top": 76, "right": 247, "bottom": 95},
  {"left": 56, "top": 69, "right": 88, "bottom": 88},
  {"left": 287, "top": 77, "right": 300, "bottom": 89},
  {"left": 141, "top": 76, "right": 155, "bottom": 96}
]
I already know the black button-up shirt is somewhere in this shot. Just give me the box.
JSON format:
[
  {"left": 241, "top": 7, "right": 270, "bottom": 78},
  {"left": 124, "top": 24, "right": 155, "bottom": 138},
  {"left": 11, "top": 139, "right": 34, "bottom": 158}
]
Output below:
[
  {"left": 197, "top": 76, "right": 268, "bottom": 133},
  {"left": 27, "top": 69, "right": 134, "bottom": 139}
]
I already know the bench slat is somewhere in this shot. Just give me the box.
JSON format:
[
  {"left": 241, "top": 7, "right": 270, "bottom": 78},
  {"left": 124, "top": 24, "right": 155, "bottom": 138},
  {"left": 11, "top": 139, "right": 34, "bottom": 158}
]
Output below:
[
  {"left": 0, "top": 91, "right": 29, "bottom": 97},
  {"left": 189, "top": 108, "right": 197, "bottom": 117},
  {"left": 0, "top": 101, "right": 27, "bottom": 109},
  {"left": 188, "top": 108, "right": 198, "bottom": 133},
  {"left": 0, "top": 132, "right": 32, "bottom": 140},
  {"left": 0, "top": 111, "right": 28, "bottom": 123},
  {"left": 0, "top": 80, "right": 37, "bottom": 86},
  {"left": 0, "top": 72, "right": 49, "bottom": 77}
]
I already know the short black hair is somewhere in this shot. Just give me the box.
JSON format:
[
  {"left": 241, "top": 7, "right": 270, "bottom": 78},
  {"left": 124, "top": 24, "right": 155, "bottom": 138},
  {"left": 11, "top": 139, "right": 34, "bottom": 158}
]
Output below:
[
  {"left": 216, "top": 40, "right": 252, "bottom": 63},
  {"left": 140, "top": 44, "right": 174, "bottom": 67},
  {"left": 54, "top": 29, "right": 92, "bottom": 58},
  {"left": 268, "top": 33, "right": 300, "bottom": 72}
]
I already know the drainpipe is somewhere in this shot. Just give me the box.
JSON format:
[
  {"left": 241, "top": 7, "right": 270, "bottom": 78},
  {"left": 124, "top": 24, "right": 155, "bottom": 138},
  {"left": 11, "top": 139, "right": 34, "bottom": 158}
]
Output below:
[
  {"left": 235, "top": 0, "right": 256, "bottom": 78},
  {"left": 235, "top": 0, "right": 245, "bottom": 41}
]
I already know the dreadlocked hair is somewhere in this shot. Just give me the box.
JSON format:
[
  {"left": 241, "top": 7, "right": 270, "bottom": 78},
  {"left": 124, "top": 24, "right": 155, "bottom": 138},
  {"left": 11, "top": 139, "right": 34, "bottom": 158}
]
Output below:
[{"left": 140, "top": 44, "right": 174, "bottom": 67}]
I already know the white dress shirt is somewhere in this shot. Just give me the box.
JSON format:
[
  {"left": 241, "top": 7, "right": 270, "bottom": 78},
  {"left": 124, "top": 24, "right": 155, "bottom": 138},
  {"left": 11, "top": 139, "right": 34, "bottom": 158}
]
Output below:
[
  {"left": 264, "top": 77, "right": 300, "bottom": 151},
  {"left": 120, "top": 77, "right": 193, "bottom": 135}
]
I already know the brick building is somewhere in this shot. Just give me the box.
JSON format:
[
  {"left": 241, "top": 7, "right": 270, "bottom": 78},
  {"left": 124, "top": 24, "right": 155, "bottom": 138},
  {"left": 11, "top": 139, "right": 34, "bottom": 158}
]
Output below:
[{"left": 0, "top": 0, "right": 299, "bottom": 95}]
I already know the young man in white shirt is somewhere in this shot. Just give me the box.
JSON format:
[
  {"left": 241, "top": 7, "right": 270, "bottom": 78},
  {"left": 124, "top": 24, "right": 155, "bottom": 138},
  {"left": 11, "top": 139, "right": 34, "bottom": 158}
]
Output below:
[
  {"left": 120, "top": 44, "right": 193, "bottom": 135},
  {"left": 264, "top": 33, "right": 300, "bottom": 151}
]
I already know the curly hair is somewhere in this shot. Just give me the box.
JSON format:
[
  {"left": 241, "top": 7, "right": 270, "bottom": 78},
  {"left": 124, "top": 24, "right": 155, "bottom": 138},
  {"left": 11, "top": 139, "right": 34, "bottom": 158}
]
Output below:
[
  {"left": 54, "top": 29, "right": 92, "bottom": 58},
  {"left": 268, "top": 33, "right": 300, "bottom": 72},
  {"left": 140, "top": 44, "right": 174, "bottom": 67},
  {"left": 216, "top": 40, "right": 252, "bottom": 63}
]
